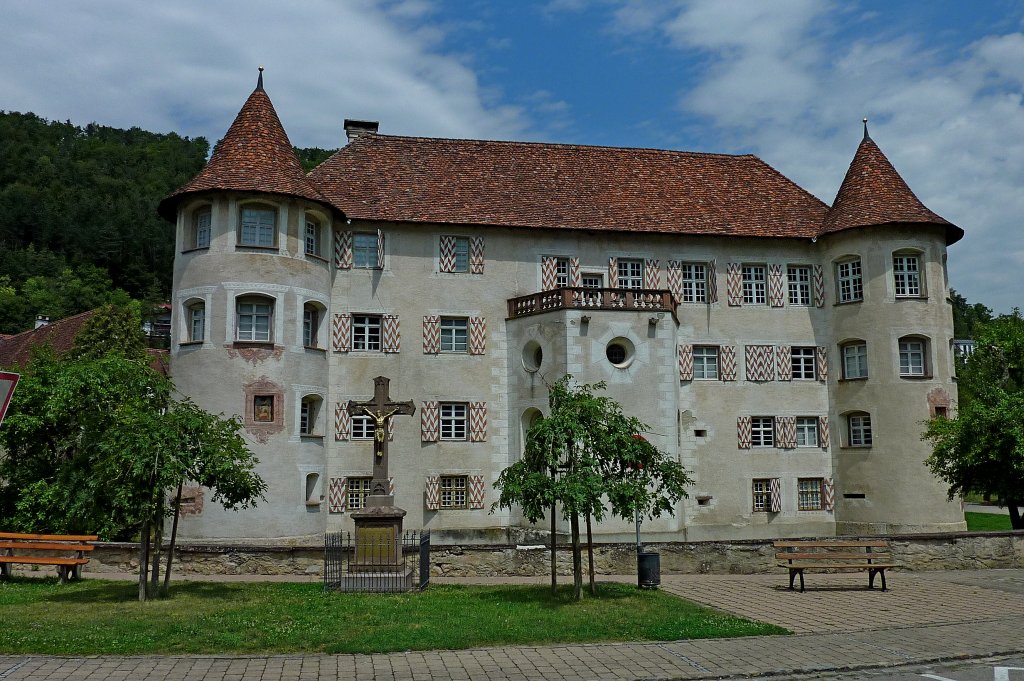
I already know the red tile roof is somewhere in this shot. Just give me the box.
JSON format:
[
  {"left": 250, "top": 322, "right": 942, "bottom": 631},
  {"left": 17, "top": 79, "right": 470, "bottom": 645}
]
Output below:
[
  {"left": 158, "top": 80, "right": 329, "bottom": 220},
  {"left": 310, "top": 135, "right": 829, "bottom": 238},
  {"left": 822, "top": 134, "right": 963, "bottom": 244},
  {"left": 0, "top": 311, "right": 94, "bottom": 369}
]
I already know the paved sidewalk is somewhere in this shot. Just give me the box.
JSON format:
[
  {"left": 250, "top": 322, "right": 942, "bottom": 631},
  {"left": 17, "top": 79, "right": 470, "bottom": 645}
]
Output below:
[{"left": 1, "top": 569, "right": 1022, "bottom": 680}]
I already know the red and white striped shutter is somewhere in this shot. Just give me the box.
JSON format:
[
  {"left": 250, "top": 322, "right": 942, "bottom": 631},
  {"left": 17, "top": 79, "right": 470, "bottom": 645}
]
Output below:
[
  {"left": 469, "top": 317, "right": 486, "bottom": 355},
  {"left": 745, "top": 345, "right": 775, "bottom": 382},
  {"left": 569, "top": 257, "right": 581, "bottom": 287},
  {"left": 382, "top": 314, "right": 401, "bottom": 353},
  {"left": 818, "top": 415, "right": 830, "bottom": 448},
  {"left": 388, "top": 476, "right": 396, "bottom": 495},
  {"left": 470, "top": 402, "right": 488, "bottom": 442},
  {"left": 823, "top": 478, "right": 835, "bottom": 511},
  {"left": 470, "top": 236, "right": 485, "bottom": 274},
  {"left": 439, "top": 236, "right": 457, "bottom": 273},
  {"left": 422, "top": 316, "right": 440, "bottom": 354},
  {"left": 667, "top": 261, "right": 683, "bottom": 303},
  {"left": 737, "top": 416, "right": 752, "bottom": 449},
  {"left": 387, "top": 418, "right": 395, "bottom": 442},
  {"left": 776, "top": 345, "right": 792, "bottom": 380},
  {"left": 816, "top": 346, "right": 828, "bottom": 381},
  {"left": 541, "top": 257, "right": 558, "bottom": 290},
  {"left": 776, "top": 416, "right": 797, "bottom": 448},
  {"left": 644, "top": 259, "right": 660, "bottom": 289},
  {"left": 707, "top": 260, "right": 718, "bottom": 303},
  {"left": 678, "top": 344, "right": 694, "bottom": 381},
  {"left": 335, "top": 230, "right": 353, "bottom": 269},
  {"left": 376, "top": 229, "right": 385, "bottom": 269},
  {"left": 421, "top": 401, "right": 440, "bottom": 442},
  {"left": 333, "top": 313, "right": 352, "bottom": 352},
  {"left": 607, "top": 257, "right": 618, "bottom": 288},
  {"left": 335, "top": 402, "right": 351, "bottom": 441},
  {"left": 726, "top": 263, "right": 743, "bottom": 306},
  {"left": 468, "top": 475, "right": 486, "bottom": 509},
  {"left": 769, "top": 478, "right": 782, "bottom": 512},
  {"left": 328, "top": 477, "right": 347, "bottom": 513},
  {"left": 720, "top": 345, "right": 738, "bottom": 381},
  {"left": 768, "top": 264, "right": 785, "bottom": 307},
  {"left": 813, "top": 265, "right": 826, "bottom": 308},
  {"left": 425, "top": 476, "right": 440, "bottom": 510}
]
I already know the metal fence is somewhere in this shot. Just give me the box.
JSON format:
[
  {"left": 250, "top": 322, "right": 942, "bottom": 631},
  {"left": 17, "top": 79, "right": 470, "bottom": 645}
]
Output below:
[{"left": 324, "top": 530, "right": 429, "bottom": 592}]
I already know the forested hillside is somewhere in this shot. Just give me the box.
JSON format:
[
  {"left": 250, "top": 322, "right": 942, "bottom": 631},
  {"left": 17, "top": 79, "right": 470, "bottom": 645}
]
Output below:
[{"left": 0, "top": 111, "right": 337, "bottom": 335}]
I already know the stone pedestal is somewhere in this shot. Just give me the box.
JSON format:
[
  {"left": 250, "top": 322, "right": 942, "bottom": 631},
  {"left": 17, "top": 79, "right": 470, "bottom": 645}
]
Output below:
[{"left": 350, "top": 495, "right": 406, "bottom": 572}]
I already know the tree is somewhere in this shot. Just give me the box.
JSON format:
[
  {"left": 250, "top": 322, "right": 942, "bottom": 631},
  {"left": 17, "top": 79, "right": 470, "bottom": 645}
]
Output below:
[
  {"left": 924, "top": 310, "right": 1024, "bottom": 529},
  {"left": 493, "top": 377, "right": 692, "bottom": 599},
  {"left": 950, "top": 288, "right": 993, "bottom": 340},
  {"left": 0, "top": 325, "right": 265, "bottom": 598}
]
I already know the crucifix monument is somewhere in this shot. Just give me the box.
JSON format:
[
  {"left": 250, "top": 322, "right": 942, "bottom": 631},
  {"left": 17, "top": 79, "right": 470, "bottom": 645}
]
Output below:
[{"left": 346, "top": 376, "right": 415, "bottom": 571}]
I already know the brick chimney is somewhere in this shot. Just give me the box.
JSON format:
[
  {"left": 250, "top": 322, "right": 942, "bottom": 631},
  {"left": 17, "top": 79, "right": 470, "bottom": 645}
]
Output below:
[{"left": 344, "top": 119, "right": 379, "bottom": 144}]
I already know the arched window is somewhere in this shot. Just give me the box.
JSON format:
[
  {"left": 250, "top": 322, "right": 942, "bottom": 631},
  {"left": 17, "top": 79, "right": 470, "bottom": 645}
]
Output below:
[
  {"left": 839, "top": 339, "right": 868, "bottom": 379},
  {"left": 191, "top": 206, "right": 212, "bottom": 250},
  {"left": 898, "top": 335, "right": 930, "bottom": 377},
  {"left": 846, "top": 411, "right": 873, "bottom": 447},
  {"left": 236, "top": 295, "right": 274, "bottom": 342},
  {"left": 834, "top": 256, "right": 863, "bottom": 303},
  {"left": 184, "top": 299, "right": 205, "bottom": 343},
  {"left": 302, "top": 302, "right": 326, "bottom": 349},
  {"left": 238, "top": 204, "right": 277, "bottom": 247},
  {"left": 892, "top": 249, "right": 924, "bottom": 298},
  {"left": 304, "top": 213, "right": 323, "bottom": 258},
  {"left": 300, "top": 394, "right": 323, "bottom": 436}
]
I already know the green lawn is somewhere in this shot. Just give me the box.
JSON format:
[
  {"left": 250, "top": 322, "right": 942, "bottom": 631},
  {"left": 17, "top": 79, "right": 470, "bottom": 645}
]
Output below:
[
  {"left": 965, "top": 511, "right": 1013, "bottom": 531},
  {"left": 0, "top": 579, "right": 786, "bottom": 655}
]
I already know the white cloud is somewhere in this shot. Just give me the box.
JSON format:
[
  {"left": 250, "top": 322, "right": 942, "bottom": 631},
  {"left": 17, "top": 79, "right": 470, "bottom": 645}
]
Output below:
[
  {"left": 612, "top": 0, "right": 1024, "bottom": 313},
  {"left": 0, "top": 0, "right": 526, "bottom": 148}
]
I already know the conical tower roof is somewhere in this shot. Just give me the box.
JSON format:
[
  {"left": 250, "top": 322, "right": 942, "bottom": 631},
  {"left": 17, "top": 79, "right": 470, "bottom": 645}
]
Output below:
[
  {"left": 159, "top": 70, "right": 330, "bottom": 220},
  {"left": 820, "top": 126, "right": 962, "bottom": 244}
]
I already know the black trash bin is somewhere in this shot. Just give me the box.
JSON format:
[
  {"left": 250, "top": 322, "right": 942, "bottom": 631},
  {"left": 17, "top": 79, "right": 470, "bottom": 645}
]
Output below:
[{"left": 637, "top": 551, "right": 660, "bottom": 589}]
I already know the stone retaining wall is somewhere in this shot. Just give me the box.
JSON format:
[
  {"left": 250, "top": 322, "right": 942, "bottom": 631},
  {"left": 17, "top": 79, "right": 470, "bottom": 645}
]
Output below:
[{"left": 84, "top": 531, "right": 1023, "bottom": 577}]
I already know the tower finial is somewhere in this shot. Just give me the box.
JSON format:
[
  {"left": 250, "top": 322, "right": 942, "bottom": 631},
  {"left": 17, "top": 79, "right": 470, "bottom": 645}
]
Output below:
[
  {"left": 862, "top": 117, "right": 869, "bottom": 139},
  {"left": 257, "top": 66, "right": 264, "bottom": 91}
]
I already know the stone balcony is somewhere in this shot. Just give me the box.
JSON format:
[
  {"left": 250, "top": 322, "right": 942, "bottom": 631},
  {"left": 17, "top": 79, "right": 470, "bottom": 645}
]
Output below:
[{"left": 506, "top": 287, "right": 679, "bottom": 324}]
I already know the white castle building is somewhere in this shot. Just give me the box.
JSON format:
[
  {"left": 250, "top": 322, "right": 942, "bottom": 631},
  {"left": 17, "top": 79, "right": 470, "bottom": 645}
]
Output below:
[{"left": 159, "top": 73, "right": 966, "bottom": 543}]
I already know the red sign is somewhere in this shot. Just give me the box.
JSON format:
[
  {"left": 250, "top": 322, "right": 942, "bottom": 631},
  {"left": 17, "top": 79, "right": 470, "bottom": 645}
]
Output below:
[{"left": 0, "top": 371, "right": 19, "bottom": 426}]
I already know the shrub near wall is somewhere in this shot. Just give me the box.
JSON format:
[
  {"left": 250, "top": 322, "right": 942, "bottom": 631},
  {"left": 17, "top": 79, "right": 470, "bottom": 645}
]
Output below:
[{"left": 84, "top": 531, "right": 1023, "bottom": 577}]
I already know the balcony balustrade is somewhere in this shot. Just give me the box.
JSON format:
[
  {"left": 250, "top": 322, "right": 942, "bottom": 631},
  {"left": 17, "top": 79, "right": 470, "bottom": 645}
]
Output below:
[{"left": 507, "top": 287, "right": 678, "bottom": 324}]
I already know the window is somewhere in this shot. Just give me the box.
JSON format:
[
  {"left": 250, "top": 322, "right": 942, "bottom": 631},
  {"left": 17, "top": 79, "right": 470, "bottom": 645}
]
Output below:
[
  {"left": 253, "top": 395, "right": 274, "bottom": 423},
  {"left": 186, "top": 301, "right": 205, "bottom": 343},
  {"left": 899, "top": 338, "right": 928, "bottom": 376},
  {"left": 347, "top": 477, "right": 372, "bottom": 510},
  {"left": 300, "top": 395, "right": 321, "bottom": 436},
  {"left": 751, "top": 417, "right": 774, "bottom": 447},
  {"left": 453, "top": 237, "right": 470, "bottom": 273},
  {"left": 693, "top": 346, "right": 719, "bottom": 380},
  {"left": 787, "top": 265, "right": 810, "bottom": 305},
  {"left": 192, "top": 207, "right": 211, "bottom": 249},
  {"left": 440, "top": 475, "right": 468, "bottom": 509},
  {"left": 791, "top": 347, "right": 816, "bottom": 380},
  {"left": 554, "top": 258, "right": 569, "bottom": 288},
  {"left": 236, "top": 297, "right": 273, "bottom": 342},
  {"left": 303, "top": 304, "right": 320, "bottom": 348},
  {"left": 680, "top": 263, "right": 707, "bottom": 303},
  {"left": 617, "top": 259, "right": 643, "bottom": 290},
  {"left": 848, "top": 413, "right": 872, "bottom": 447},
  {"left": 304, "top": 217, "right": 321, "bottom": 257},
  {"left": 440, "top": 318, "right": 468, "bottom": 353},
  {"left": 239, "top": 206, "right": 276, "bottom": 247},
  {"left": 893, "top": 254, "right": 921, "bottom": 297},
  {"left": 352, "top": 315, "right": 382, "bottom": 351},
  {"left": 353, "top": 233, "right": 379, "bottom": 268},
  {"left": 836, "top": 258, "right": 863, "bottom": 303},
  {"left": 440, "top": 403, "right": 468, "bottom": 441},
  {"left": 742, "top": 265, "right": 767, "bottom": 304},
  {"left": 581, "top": 273, "right": 603, "bottom": 288},
  {"left": 752, "top": 479, "right": 772, "bottom": 512},
  {"left": 798, "top": 478, "right": 824, "bottom": 510},
  {"left": 842, "top": 342, "right": 868, "bottom": 379},
  {"left": 351, "top": 415, "right": 374, "bottom": 440},
  {"left": 796, "top": 417, "right": 819, "bottom": 447}
]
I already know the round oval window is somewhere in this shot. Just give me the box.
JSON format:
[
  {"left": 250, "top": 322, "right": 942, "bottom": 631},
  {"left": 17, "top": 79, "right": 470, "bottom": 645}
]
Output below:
[
  {"left": 605, "top": 337, "right": 635, "bottom": 368},
  {"left": 606, "top": 343, "right": 627, "bottom": 365},
  {"left": 523, "top": 341, "right": 543, "bottom": 372}
]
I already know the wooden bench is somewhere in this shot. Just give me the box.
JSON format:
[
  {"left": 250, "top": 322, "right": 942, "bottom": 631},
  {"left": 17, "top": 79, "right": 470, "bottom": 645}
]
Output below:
[
  {"left": 774, "top": 539, "right": 898, "bottom": 592},
  {"left": 0, "top": 532, "right": 97, "bottom": 582}
]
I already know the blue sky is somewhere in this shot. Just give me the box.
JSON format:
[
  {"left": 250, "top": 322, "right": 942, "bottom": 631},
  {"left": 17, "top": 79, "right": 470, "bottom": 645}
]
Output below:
[{"left": 2, "top": 0, "right": 1023, "bottom": 312}]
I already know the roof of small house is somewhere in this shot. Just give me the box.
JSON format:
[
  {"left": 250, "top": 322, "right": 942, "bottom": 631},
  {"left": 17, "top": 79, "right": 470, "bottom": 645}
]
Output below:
[{"left": 0, "top": 311, "right": 95, "bottom": 369}]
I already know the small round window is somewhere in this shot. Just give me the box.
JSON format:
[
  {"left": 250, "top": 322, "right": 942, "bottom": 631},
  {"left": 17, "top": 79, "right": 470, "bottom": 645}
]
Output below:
[
  {"left": 605, "top": 337, "right": 635, "bottom": 368},
  {"left": 523, "top": 341, "right": 543, "bottom": 372}
]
